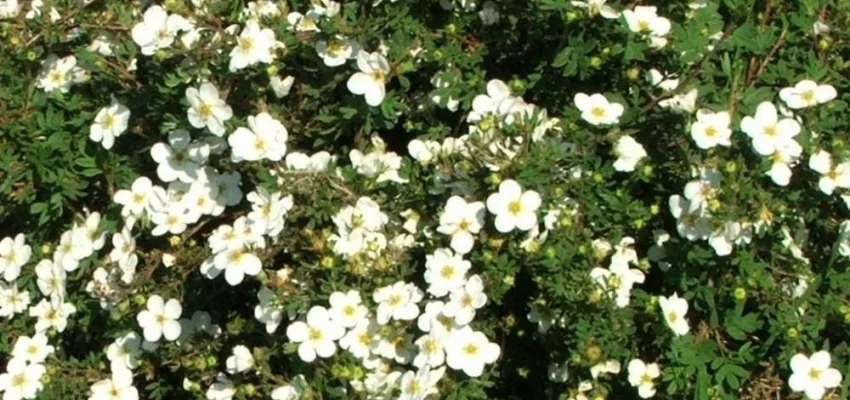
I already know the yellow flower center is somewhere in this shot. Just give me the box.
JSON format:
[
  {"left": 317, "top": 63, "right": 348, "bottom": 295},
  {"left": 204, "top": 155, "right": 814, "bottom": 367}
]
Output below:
[
  {"left": 463, "top": 343, "right": 479, "bottom": 356},
  {"left": 388, "top": 294, "right": 402, "bottom": 306},
  {"left": 591, "top": 107, "right": 606, "bottom": 118},
  {"left": 240, "top": 38, "right": 254, "bottom": 53},
  {"left": 343, "top": 305, "right": 355, "bottom": 317},
  {"left": 808, "top": 368, "right": 821, "bottom": 380},
  {"left": 667, "top": 311, "right": 678, "bottom": 323},
  {"left": 199, "top": 103, "right": 213, "bottom": 119},
  {"left": 801, "top": 90, "right": 815, "bottom": 103},
  {"left": 440, "top": 265, "right": 455, "bottom": 279},
  {"left": 308, "top": 328, "right": 323, "bottom": 341},
  {"left": 705, "top": 126, "right": 717, "bottom": 137},
  {"left": 508, "top": 201, "right": 522, "bottom": 215}
]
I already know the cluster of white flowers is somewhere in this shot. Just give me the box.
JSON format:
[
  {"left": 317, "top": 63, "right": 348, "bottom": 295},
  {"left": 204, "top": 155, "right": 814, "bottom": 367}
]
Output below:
[
  {"left": 35, "top": 54, "right": 89, "bottom": 94},
  {"left": 350, "top": 136, "right": 407, "bottom": 184},
  {"left": 589, "top": 237, "right": 645, "bottom": 308},
  {"left": 285, "top": 275, "right": 499, "bottom": 398}
]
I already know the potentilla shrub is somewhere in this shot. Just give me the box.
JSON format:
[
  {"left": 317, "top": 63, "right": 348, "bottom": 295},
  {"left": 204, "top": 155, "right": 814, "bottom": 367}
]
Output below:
[{"left": 0, "top": 0, "right": 849, "bottom": 399}]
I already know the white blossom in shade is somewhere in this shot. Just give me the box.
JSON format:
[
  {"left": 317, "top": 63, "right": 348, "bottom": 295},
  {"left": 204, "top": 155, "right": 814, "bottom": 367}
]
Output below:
[
  {"left": 90, "top": 98, "right": 130, "bottom": 150},
  {"left": 316, "top": 35, "right": 359, "bottom": 67},
  {"left": 398, "top": 366, "right": 446, "bottom": 400},
  {"left": 808, "top": 150, "right": 850, "bottom": 195},
  {"left": 29, "top": 298, "right": 76, "bottom": 332},
  {"left": 627, "top": 359, "right": 660, "bottom": 398},
  {"left": 373, "top": 281, "right": 424, "bottom": 325},
  {"left": 445, "top": 326, "right": 500, "bottom": 377},
  {"left": 788, "top": 351, "right": 842, "bottom": 400},
  {"left": 131, "top": 6, "right": 186, "bottom": 55},
  {"left": 574, "top": 93, "right": 624, "bottom": 126},
  {"left": 623, "top": 6, "right": 671, "bottom": 37},
  {"left": 0, "top": 0, "right": 20, "bottom": 19},
  {"left": 589, "top": 259, "right": 645, "bottom": 308},
  {"left": 12, "top": 333, "right": 54, "bottom": 364},
  {"left": 0, "top": 234, "right": 31, "bottom": 282},
  {"left": 659, "top": 293, "right": 690, "bottom": 336},
  {"left": 0, "top": 284, "right": 31, "bottom": 317},
  {"left": 682, "top": 166, "right": 722, "bottom": 214},
  {"left": 285, "top": 151, "right": 335, "bottom": 172},
  {"left": 486, "top": 179, "right": 541, "bottom": 233},
  {"left": 659, "top": 88, "right": 698, "bottom": 113},
  {"left": 270, "top": 75, "right": 295, "bottom": 98},
  {"left": 339, "top": 318, "right": 379, "bottom": 359},
  {"left": 740, "top": 101, "right": 801, "bottom": 156},
  {"left": 613, "top": 135, "right": 647, "bottom": 172},
  {"left": 347, "top": 51, "right": 390, "bottom": 106},
  {"left": 690, "top": 109, "right": 731, "bottom": 149},
  {"left": 270, "top": 375, "right": 306, "bottom": 400},
  {"left": 349, "top": 147, "right": 407, "bottom": 184},
  {"left": 780, "top": 80, "right": 838, "bottom": 109},
  {"left": 0, "top": 358, "right": 46, "bottom": 400},
  {"left": 36, "top": 54, "right": 85, "bottom": 94},
  {"left": 136, "top": 295, "right": 182, "bottom": 342},
  {"left": 442, "top": 275, "right": 487, "bottom": 325},
  {"left": 768, "top": 139, "right": 803, "bottom": 186},
  {"left": 407, "top": 139, "right": 441, "bottom": 165},
  {"left": 424, "top": 248, "right": 471, "bottom": 297},
  {"left": 246, "top": 188, "right": 293, "bottom": 237},
  {"left": 437, "top": 196, "right": 486, "bottom": 254},
  {"left": 206, "top": 373, "right": 236, "bottom": 400},
  {"left": 149, "top": 203, "right": 190, "bottom": 237},
  {"left": 225, "top": 345, "right": 254, "bottom": 374},
  {"left": 286, "top": 11, "right": 320, "bottom": 32},
  {"left": 708, "top": 220, "right": 750, "bottom": 257},
  {"left": 213, "top": 247, "right": 262, "bottom": 286},
  {"left": 328, "top": 290, "right": 368, "bottom": 328},
  {"left": 590, "top": 360, "right": 621, "bottom": 379},
  {"left": 375, "top": 333, "right": 416, "bottom": 364},
  {"left": 229, "top": 19, "right": 276, "bottom": 72},
  {"left": 54, "top": 228, "right": 92, "bottom": 272},
  {"left": 186, "top": 82, "right": 233, "bottom": 136},
  {"left": 150, "top": 130, "right": 210, "bottom": 183},
  {"left": 286, "top": 305, "right": 345, "bottom": 362},
  {"left": 106, "top": 332, "right": 142, "bottom": 371},
  {"left": 110, "top": 227, "right": 136, "bottom": 266},
  {"left": 77, "top": 211, "right": 107, "bottom": 251},
  {"left": 88, "top": 365, "right": 138, "bottom": 400},
  {"left": 478, "top": 1, "right": 500, "bottom": 25},
  {"left": 114, "top": 177, "right": 153, "bottom": 217},
  {"left": 228, "top": 112, "right": 288, "bottom": 162},
  {"left": 417, "top": 301, "right": 461, "bottom": 337}
]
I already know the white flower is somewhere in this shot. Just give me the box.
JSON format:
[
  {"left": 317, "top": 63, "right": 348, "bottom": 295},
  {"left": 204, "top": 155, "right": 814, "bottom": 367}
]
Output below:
[
  {"left": 445, "top": 326, "right": 500, "bottom": 377},
  {"left": 486, "top": 179, "right": 541, "bottom": 233},
  {"left": 110, "top": 227, "right": 136, "bottom": 266},
  {"left": 659, "top": 293, "right": 690, "bottom": 336},
  {"left": 374, "top": 281, "right": 423, "bottom": 325},
  {"left": 35, "top": 259, "right": 65, "bottom": 300},
  {"left": 789, "top": 351, "right": 842, "bottom": 400},
  {"left": 285, "top": 151, "right": 335, "bottom": 172},
  {"left": 768, "top": 139, "right": 803, "bottom": 186},
  {"left": 424, "top": 248, "right": 471, "bottom": 297},
  {"left": 36, "top": 55, "right": 85, "bottom": 94},
  {"left": 780, "top": 80, "right": 837, "bottom": 109},
  {"left": 0, "top": 358, "right": 46, "bottom": 400},
  {"left": 349, "top": 147, "right": 407, "bottom": 184},
  {"left": 659, "top": 88, "right": 698, "bottom": 113},
  {"left": 150, "top": 130, "right": 210, "bottom": 183},
  {"left": 12, "top": 333, "right": 54, "bottom": 364},
  {"left": 0, "top": 0, "right": 20, "bottom": 19},
  {"left": 316, "top": 36, "right": 359, "bottom": 67},
  {"left": 623, "top": 6, "right": 671, "bottom": 37},
  {"left": 809, "top": 150, "right": 850, "bottom": 195},
  {"left": 589, "top": 254, "right": 645, "bottom": 308},
  {"left": 90, "top": 98, "right": 130, "bottom": 150},
  {"left": 627, "top": 359, "right": 660, "bottom": 398},
  {"left": 206, "top": 373, "right": 235, "bottom": 400},
  {"left": 690, "top": 109, "right": 731, "bottom": 149},
  {"left": 407, "top": 139, "right": 441, "bottom": 165},
  {"left": 613, "top": 135, "right": 647, "bottom": 172},
  {"left": 114, "top": 177, "right": 154, "bottom": 217},
  {"left": 443, "top": 275, "right": 487, "bottom": 325},
  {"left": 106, "top": 332, "right": 142, "bottom": 371},
  {"left": 590, "top": 360, "right": 621, "bottom": 379},
  {"left": 328, "top": 290, "right": 368, "bottom": 328},
  {"left": 574, "top": 93, "right": 624, "bottom": 126},
  {"left": 740, "top": 101, "right": 801, "bottom": 156},
  {"left": 136, "top": 295, "right": 182, "bottom": 342},
  {"left": 270, "top": 75, "right": 295, "bottom": 98},
  {"left": 229, "top": 19, "right": 276, "bottom": 72},
  {"left": 571, "top": 0, "right": 619, "bottom": 18},
  {"left": 339, "top": 318, "right": 379, "bottom": 359},
  {"left": 29, "top": 298, "right": 77, "bottom": 332},
  {"left": 0, "top": 234, "right": 31, "bottom": 282},
  {"left": 225, "top": 345, "right": 254, "bottom": 374},
  {"left": 398, "top": 367, "right": 446, "bottom": 400},
  {"left": 131, "top": 6, "right": 186, "bottom": 55},
  {"left": 228, "top": 112, "right": 288, "bottom": 162},
  {"left": 347, "top": 51, "right": 390, "bottom": 106},
  {"left": 0, "top": 284, "right": 30, "bottom": 317},
  {"left": 413, "top": 333, "right": 447, "bottom": 369},
  {"left": 270, "top": 375, "right": 306, "bottom": 400},
  {"left": 286, "top": 305, "right": 345, "bottom": 362},
  {"left": 213, "top": 247, "right": 262, "bottom": 286},
  {"left": 437, "top": 196, "right": 486, "bottom": 254},
  {"left": 186, "top": 82, "right": 233, "bottom": 136},
  {"left": 88, "top": 366, "right": 138, "bottom": 400},
  {"left": 478, "top": 1, "right": 500, "bottom": 24}
]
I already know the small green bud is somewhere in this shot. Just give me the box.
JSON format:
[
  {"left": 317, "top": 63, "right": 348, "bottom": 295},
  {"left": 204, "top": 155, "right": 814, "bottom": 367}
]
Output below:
[
  {"left": 432, "top": 50, "right": 444, "bottom": 60},
  {"left": 545, "top": 246, "right": 557, "bottom": 260},
  {"left": 445, "top": 24, "right": 456, "bottom": 34},
  {"left": 168, "top": 235, "right": 181, "bottom": 247},
  {"left": 632, "top": 218, "right": 645, "bottom": 229},
  {"left": 724, "top": 161, "right": 737, "bottom": 174},
  {"left": 26, "top": 51, "right": 37, "bottom": 61},
  {"left": 650, "top": 204, "right": 660, "bottom": 215},
  {"left": 641, "top": 165, "right": 653, "bottom": 178},
  {"left": 205, "top": 355, "right": 218, "bottom": 367},
  {"left": 510, "top": 78, "right": 526, "bottom": 93},
  {"left": 585, "top": 345, "right": 602, "bottom": 361},
  {"left": 320, "top": 256, "right": 335, "bottom": 269},
  {"left": 503, "top": 275, "right": 515, "bottom": 286},
  {"left": 578, "top": 244, "right": 589, "bottom": 255},
  {"left": 133, "top": 294, "right": 147, "bottom": 306},
  {"left": 240, "top": 384, "right": 256, "bottom": 396},
  {"left": 40, "top": 244, "right": 52, "bottom": 255},
  {"left": 592, "top": 173, "right": 604, "bottom": 183},
  {"left": 787, "top": 327, "right": 799, "bottom": 338},
  {"left": 818, "top": 38, "right": 831, "bottom": 51},
  {"left": 565, "top": 11, "right": 579, "bottom": 22},
  {"left": 482, "top": 251, "right": 495, "bottom": 262},
  {"left": 589, "top": 56, "right": 603, "bottom": 69},
  {"left": 486, "top": 173, "right": 502, "bottom": 185},
  {"left": 626, "top": 66, "right": 641, "bottom": 81},
  {"left": 504, "top": 314, "right": 516, "bottom": 328},
  {"left": 733, "top": 287, "right": 747, "bottom": 301},
  {"left": 832, "top": 138, "right": 845, "bottom": 150},
  {"left": 266, "top": 64, "right": 279, "bottom": 76}
]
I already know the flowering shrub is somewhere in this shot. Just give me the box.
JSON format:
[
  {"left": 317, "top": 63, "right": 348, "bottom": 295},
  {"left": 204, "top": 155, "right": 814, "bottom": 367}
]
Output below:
[{"left": 1, "top": 0, "right": 850, "bottom": 399}]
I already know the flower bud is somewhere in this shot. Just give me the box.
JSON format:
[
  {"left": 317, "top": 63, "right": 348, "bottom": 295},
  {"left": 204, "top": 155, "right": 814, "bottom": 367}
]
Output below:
[
  {"left": 733, "top": 287, "right": 747, "bottom": 301},
  {"left": 626, "top": 66, "right": 641, "bottom": 81},
  {"left": 266, "top": 65, "right": 279, "bottom": 76},
  {"left": 589, "top": 56, "right": 603, "bottom": 69}
]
